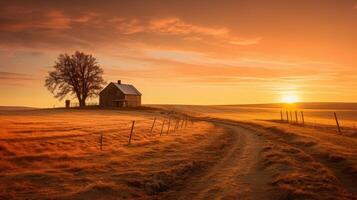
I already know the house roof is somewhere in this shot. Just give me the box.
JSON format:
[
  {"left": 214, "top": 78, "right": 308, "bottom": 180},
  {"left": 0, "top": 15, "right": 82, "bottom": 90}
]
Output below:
[{"left": 113, "top": 83, "right": 142, "bottom": 96}]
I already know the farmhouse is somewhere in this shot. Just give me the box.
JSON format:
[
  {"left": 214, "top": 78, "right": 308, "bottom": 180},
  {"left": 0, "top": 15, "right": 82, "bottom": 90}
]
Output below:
[{"left": 99, "top": 80, "right": 142, "bottom": 107}]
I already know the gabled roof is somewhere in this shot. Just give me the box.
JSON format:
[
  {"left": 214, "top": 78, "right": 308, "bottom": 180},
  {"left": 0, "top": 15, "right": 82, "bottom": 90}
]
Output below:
[
  {"left": 100, "top": 82, "right": 142, "bottom": 96},
  {"left": 113, "top": 83, "right": 142, "bottom": 95}
]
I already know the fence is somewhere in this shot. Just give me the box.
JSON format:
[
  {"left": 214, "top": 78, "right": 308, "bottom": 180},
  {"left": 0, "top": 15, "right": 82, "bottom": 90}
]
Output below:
[
  {"left": 3, "top": 113, "right": 196, "bottom": 153},
  {"left": 279, "top": 109, "right": 354, "bottom": 133},
  {"left": 95, "top": 114, "right": 196, "bottom": 151},
  {"left": 69, "top": 102, "right": 99, "bottom": 107}
]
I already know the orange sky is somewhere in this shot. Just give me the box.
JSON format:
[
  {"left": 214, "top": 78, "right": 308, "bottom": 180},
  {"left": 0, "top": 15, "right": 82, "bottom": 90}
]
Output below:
[{"left": 0, "top": 0, "right": 357, "bottom": 107}]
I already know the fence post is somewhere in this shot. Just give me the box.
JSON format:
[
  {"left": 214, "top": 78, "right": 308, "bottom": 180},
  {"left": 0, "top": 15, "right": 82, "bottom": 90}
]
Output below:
[
  {"left": 280, "top": 111, "right": 283, "bottom": 121},
  {"left": 286, "top": 111, "right": 289, "bottom": 123},
  {"left": 301, "top": 111, "right": 305, "bottom": 125},
  {"left": 334, "top": 112, "right": 341, "bottom": 133},
  {"left": 160, "top": 120, "right": 165, "bottom": 136},
  {"left": 167, "top": 118, "right": 171, "bottom": 134},
  {"left": 128, "top": 120, "right": 135, "bottom": 144},
  {"left": 150, "top": 117, "right": 156, "bottom": 134},
  {"left": 290, "top": 111, "right": 293, "bottom": 123},
  {"left": 295, "top": 111, "right": 298, "bottom": 124},
  {"left": 175, "top": 119, "right": 179, "bottom": 131},
  {"left": 100, "top": 134, "right": 103, "bottom": 151}
]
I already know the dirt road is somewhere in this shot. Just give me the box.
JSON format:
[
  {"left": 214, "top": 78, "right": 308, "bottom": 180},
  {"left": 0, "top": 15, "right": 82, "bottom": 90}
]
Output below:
[
  {"left": 162, "top": 122, "right": 273, "bottom": 200},
  {"left": 160, "top": 118, "right": 357, "bottom": 200}
]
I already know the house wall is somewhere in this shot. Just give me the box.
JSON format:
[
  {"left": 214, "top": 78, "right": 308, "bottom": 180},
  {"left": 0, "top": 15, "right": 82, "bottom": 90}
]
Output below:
[
  {"left": 99, "top": 83, "right": 125, "bottom": 107},
  {"left": 125, "top": 95, "right": 141, "bottom": 107}
]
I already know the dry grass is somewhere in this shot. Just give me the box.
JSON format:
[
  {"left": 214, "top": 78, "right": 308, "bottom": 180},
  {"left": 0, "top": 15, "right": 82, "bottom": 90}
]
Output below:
[
  {"left": 153, "top": 104, "right": 357, "bottom": 128},
  {"left": 162, "top": 104, "right": 357, "bottom": 199},
  {"left": 236, "top": 123, "right": 356, "bottom": 199},
  {"left": 2, "top": 104, "right": 357, "bottom": 199},
  {"left": 0, "top": 108, "right": 229, "bottom": 199}
]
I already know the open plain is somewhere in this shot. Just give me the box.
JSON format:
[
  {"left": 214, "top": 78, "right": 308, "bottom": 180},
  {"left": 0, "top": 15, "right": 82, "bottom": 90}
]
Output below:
[{"left": 0, "top": 104, "right": 356, "bottom": 199}]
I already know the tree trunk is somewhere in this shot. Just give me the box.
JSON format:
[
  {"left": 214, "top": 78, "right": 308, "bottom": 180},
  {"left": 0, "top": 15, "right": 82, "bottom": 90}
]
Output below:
[{"left": 79, "top": 99, "right": 86, "bottom": 107}]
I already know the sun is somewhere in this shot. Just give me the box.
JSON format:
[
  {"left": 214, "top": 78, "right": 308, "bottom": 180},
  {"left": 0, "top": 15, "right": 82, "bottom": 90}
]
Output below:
[{"left": 281, "top": 94, "right": 298, "bottom": 104}]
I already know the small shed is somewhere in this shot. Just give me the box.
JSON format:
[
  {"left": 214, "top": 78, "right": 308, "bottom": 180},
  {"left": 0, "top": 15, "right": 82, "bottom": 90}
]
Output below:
[{"left": 99, "top": 80, "right": 142, "bottom": 107}]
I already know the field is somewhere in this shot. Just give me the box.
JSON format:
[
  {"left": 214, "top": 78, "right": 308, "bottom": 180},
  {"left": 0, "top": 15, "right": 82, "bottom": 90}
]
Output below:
[
  {"left": 157, "top": 103, "right": 357, "bottom": 199},
  {"left": 0, "top": 108, "right": 230, "bottom": 199},
  {"left": 0, "top": 103, "right": 357, "bottom": 199},
  {"left": 155, "top": 103, "right": 357, "bottom": 126}
]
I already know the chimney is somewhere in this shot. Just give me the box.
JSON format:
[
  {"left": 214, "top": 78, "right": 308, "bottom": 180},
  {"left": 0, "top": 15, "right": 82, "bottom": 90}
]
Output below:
[{"left": 117, "top": 80, "right": 121, "bottom": 84}]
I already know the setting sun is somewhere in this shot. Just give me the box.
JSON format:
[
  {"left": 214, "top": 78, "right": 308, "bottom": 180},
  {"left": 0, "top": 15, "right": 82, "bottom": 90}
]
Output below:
[{"left": 281, "top": 95, "right": 298, "bottom": 104}]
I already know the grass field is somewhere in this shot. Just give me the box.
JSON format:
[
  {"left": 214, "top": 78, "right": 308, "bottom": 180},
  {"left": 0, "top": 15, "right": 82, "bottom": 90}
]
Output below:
[
  {"left": 0, "top": 108, "right": 229, "bottom": 199},
  {"left": 0, "top": 103, "right": 356, "bottom": 199},
  {"left": 155, "top": 103, "right": 357, "bottom": 128},
  {"left": 155, "top": 103, "right": 357, "bottom": 199}
]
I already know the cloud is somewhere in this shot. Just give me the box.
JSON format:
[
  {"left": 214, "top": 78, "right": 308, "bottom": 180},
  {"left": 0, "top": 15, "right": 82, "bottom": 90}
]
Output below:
[
  {"left": 103, "top": 49, "right": 332, "bottom": 87},
  {"left": 0, "top": 4, "right": 259, "bottom": 53},
  {"left": 109, "top": 18, "right": 145, "bottom": 34},
  {"left": 112, "top": 17, "right": 259, "bottom": 47},
  {"left": 0, "top": 6, "right": 96, "bottom": 32},
  {"left": 110, "top": 17, "right": 230, "bottom": 36},
  {"left": 229, "top": 37, "right": 261, "bottom": 46},
  {"left": 144, "top": 49, "right": 330, "bottom": 70},
  {"left": 0, "top": 71, "right": 35, "bottom": 86},
  {"left": 148, "top": 18, "right": 229, "bottom": 36},
  {"left": 0, "top": 71, "right": 32, "bottom": 80},
  {"left": 0, "top": 5, "right": 100, "bottom": 50}
]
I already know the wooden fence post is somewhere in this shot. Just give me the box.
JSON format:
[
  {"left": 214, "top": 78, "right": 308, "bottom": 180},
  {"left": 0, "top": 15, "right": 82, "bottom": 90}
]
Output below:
[
  {"left": 290, "top": 111, "right": 293, "bottom": 123},
  {"left": 301, "top": 111, "right": 305, "bottom": 125},
  {"left": 295, "top": 111, "right": 298, "bottom": 124},
  {"left": 100, "top": 134, "right": 103, "bottom": 151},
  {"left": 175, "top": 119, "right": 179, "bottom": 131},
  {"left": 150, "top": 117, "right": 156, "bottom": 134},
  {"left": 167, "top": 118, "right": 171, "bottom": 134},
  {"left": 128, "top": 120, "right": 135, "bottom": 144},
  {"left": 280, "top": 111, "right": 283, "bottom": 121},
  {"left": 160, "top": 120, "right": 165, "bottom": 136},
  {"left": 286, "top": 111, "right": 289, "bottom": 123},
  {"left": 334, "top": 112, "right": 341, "bottom": 133}
]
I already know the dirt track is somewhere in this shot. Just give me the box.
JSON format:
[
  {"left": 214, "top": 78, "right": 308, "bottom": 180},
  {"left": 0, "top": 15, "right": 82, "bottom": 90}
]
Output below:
[
  {"left": 162, "top": 123, "right": 273, "bottom": 200},
  {"left": 161, "top": 118, "right": 357, "bottom": 200}
]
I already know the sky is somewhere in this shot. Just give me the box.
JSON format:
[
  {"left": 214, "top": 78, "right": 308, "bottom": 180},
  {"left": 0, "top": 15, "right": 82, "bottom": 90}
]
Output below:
[{"left": 0, "top": 0, "right": 357, "bottom": 107}]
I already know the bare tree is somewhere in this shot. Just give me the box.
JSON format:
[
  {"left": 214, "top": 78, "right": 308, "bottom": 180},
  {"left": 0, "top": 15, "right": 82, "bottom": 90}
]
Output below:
[{"left": 45, "top": 51, "right": 106, "bottom": 107}]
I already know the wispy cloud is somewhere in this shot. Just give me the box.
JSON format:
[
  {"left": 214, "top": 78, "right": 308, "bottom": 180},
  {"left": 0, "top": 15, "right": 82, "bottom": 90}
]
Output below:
[
  {"left": 229, "top": 37, "right": 261, "bottom": 46},
  {"left": 144, "top": 49, "right": 332, "bottom": 70},
  {"left": 111, "top": 17, "right": 258, "bottom": 46},
  {"left": 148, "top": 18, "right": 229, "bottom": 36},
  {"left": 0, "top": 71, "right": 32, "bottom": 80},
  {"left": 0, "top": 5, "right": 259, "bottom": 52},
  {"left": 0, "top": 71, "right": 35, "bottom": 86},
  {"left": 104, "top": 52, "right": 334, "bottom": 86},
  {"left": 111, "top": 17, "right": 230, "bottom": 36},
  {"left": 0, "top": 6, "right": 96, "bottom": 32}
]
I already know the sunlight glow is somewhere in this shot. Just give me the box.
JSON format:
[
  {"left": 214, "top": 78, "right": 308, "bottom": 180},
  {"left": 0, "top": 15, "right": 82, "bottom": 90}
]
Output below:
[{"left": 281, "top": 94, "right": 298, "bottom": 104}]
